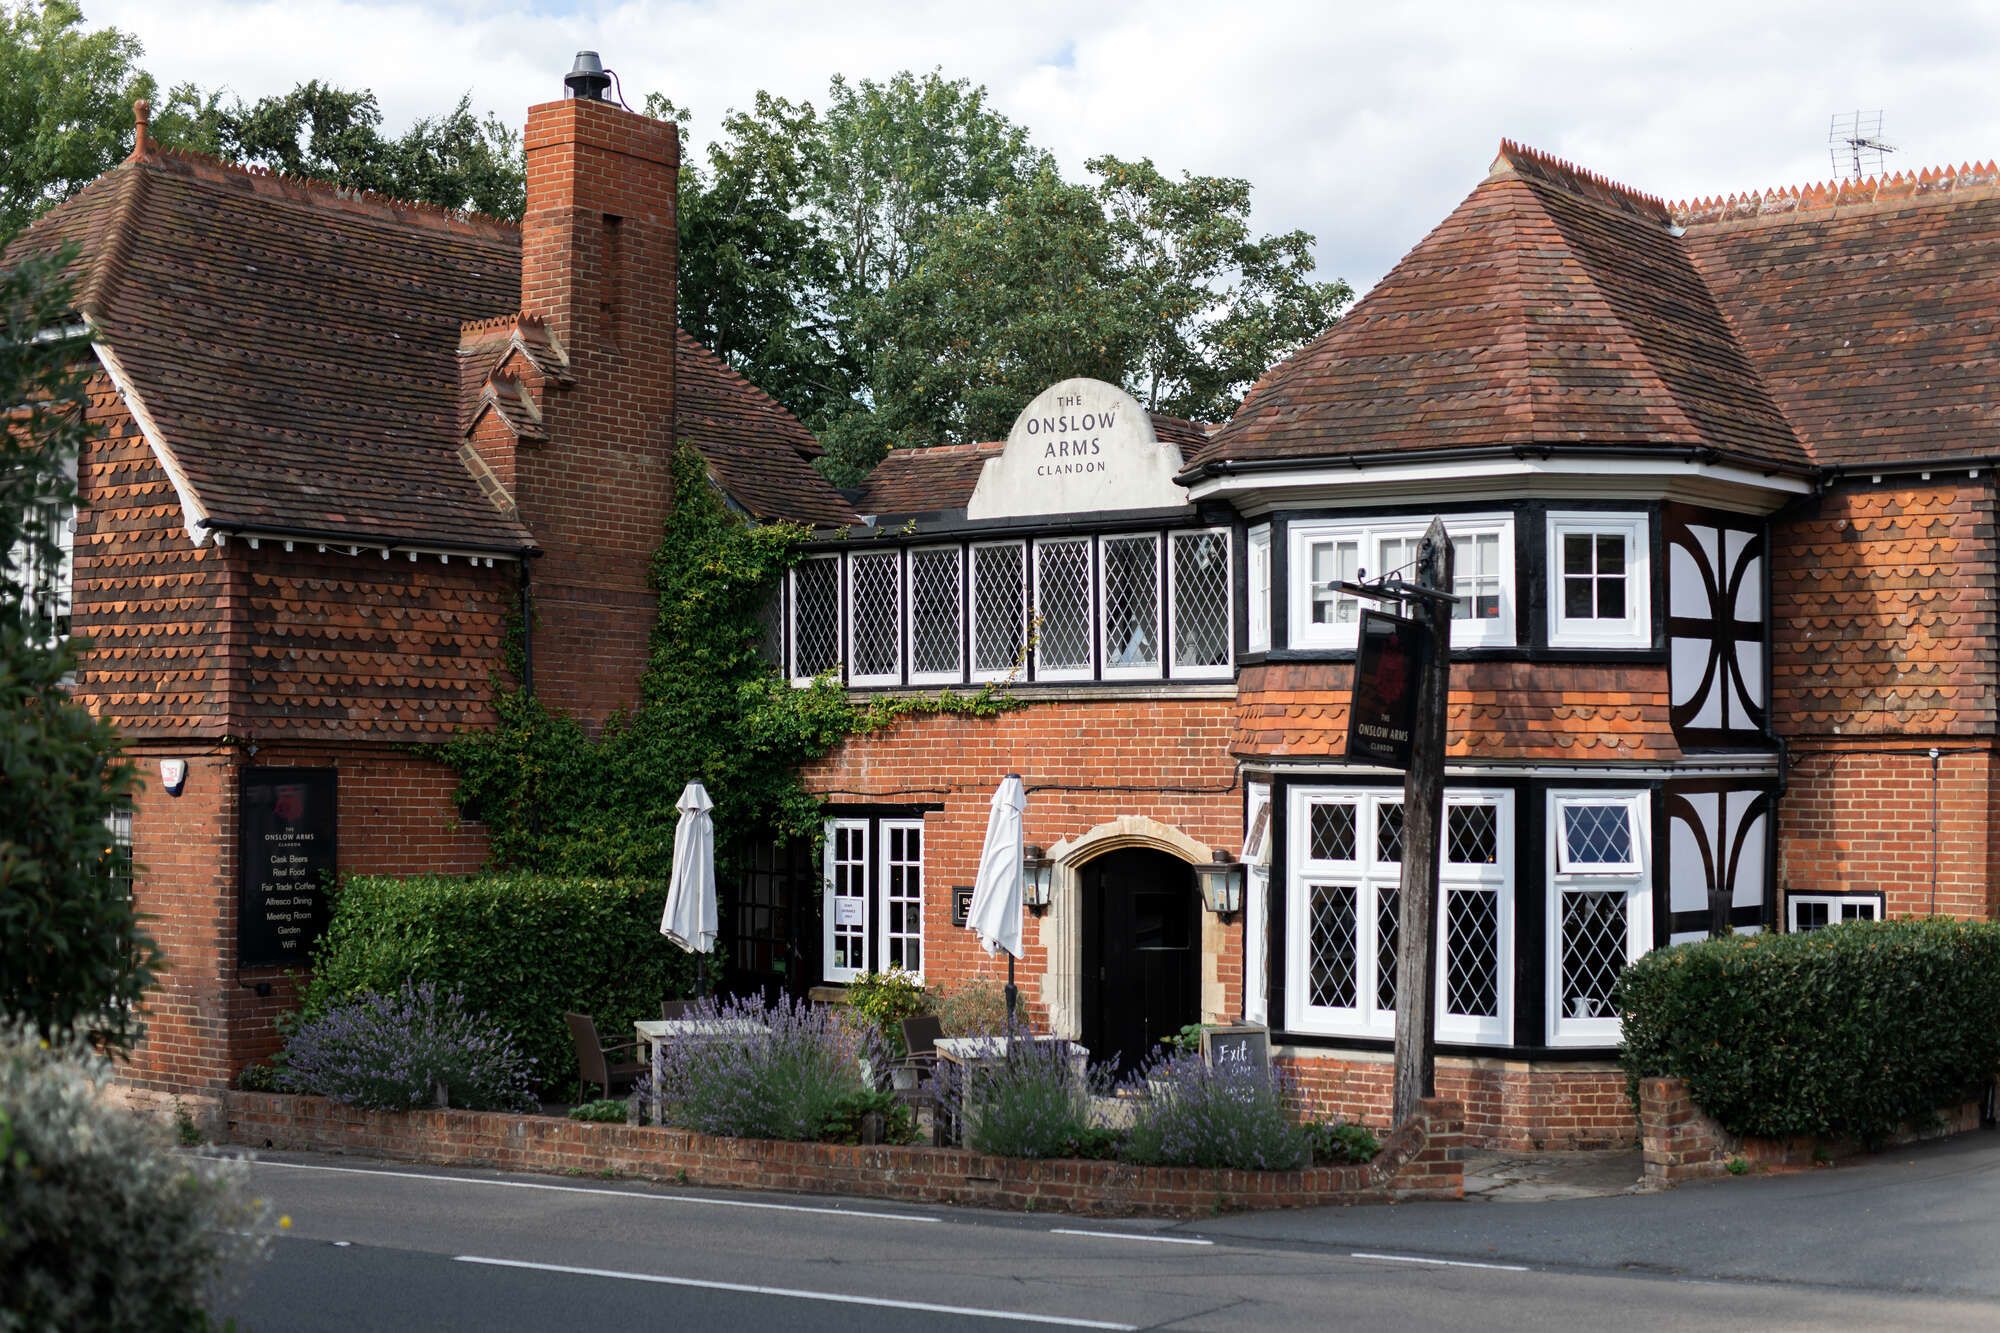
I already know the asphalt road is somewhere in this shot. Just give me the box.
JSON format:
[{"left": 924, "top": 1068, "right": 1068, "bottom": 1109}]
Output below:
[{"left": 218, "top": 1132, "right": 2000, "bottom": 1331}]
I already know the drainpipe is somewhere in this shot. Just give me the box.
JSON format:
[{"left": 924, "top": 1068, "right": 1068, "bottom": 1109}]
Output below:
[{"left": 518, "top": 560, "right": 535, "bottom": 697}]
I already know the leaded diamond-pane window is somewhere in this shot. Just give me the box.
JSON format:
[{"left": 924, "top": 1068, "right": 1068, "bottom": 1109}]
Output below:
[
  {"left": 1559, "top": 889, "right": 1627, "bottom": 1020},
  {"left": 1308, "top": 802, "right": 1357, "bottom": 862},
  {"left": 1102, "top": 535, "right": 1159, "bottom": 673},
  {"left": 1444, "top": 887, "right": 1500, "bottom": 1017},
  {"left": 1375, "top": 885, "right": 1400, "bottom": 1011},
  {"left": 972, "top": 543, "right": 1025, "bottom": 676},
  {"left": 1448, "top": 804, "right": 1499, "bottom": 864},
  {"left": 1376, "top": 802, "right": 1404, "bottom": 864},
  {"left": 1171, "top": 530, "right": 1229, "bottom": 672},
  {"left": 909, "top": 547, "right": 961, "bottom": 680},
  {"left": 1560, "top": 801, "right": 1637, "bottom": 872},
  {"left": 1036, "top": 539, "right": 1092, "bottom": 673},
  {"left": 849, "top": 551, "right": 901, "bottom": 681},
  {"left": 1307, "top": 884, "right": 1359, "bottom": 1008},
  {"left": 792, "top": 557, "right": 839, "bottom": 679}
]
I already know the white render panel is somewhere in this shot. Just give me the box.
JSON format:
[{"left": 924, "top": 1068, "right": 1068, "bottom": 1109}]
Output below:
[
  {"left": 1668, "top": 795, "right": 1714, "bottom": 916},
  {"left": 1668, "top": 529, "right": 1712, "bottom": 619},
  {"left": 1728, "top": 790, "right": 1768, "bottom": 911},
  {"left": 966, "top": 378, "right": 1190, "bottom": 518}
]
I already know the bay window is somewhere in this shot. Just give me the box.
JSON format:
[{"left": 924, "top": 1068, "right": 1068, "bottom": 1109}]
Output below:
[
  {"left": 1289, "top": 516, "right": 1515, "bottom": 650},
  {"left": 1546, "top": 791, "right": 1651, "bottom": 1046},
  {"left": 1547, "top": 512, "right": 1650, "bottom": 648},
  {"left": 1245, "top": 524, "right": 1271, "bottom": 653}
]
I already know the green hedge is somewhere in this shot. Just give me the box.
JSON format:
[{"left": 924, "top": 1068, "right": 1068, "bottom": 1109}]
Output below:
[
  {"left": 1614, "top": 918, "right": 2000, "bottom": 1144},
  {"left": 300, "top": 875, "right": 698, "bottom": 1092}
]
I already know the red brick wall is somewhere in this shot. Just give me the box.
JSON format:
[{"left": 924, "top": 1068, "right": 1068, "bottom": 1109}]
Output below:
[
  {"left": 1283, "top": 1051, "right": 1635, "bottom": 1151},
  {"left": 518, "top": 97, "right": 681, "bottom": 725}
]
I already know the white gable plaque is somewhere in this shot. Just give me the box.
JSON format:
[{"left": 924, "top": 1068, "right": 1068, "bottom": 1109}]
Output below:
[{"left": 964, "top": 378, "right": 1190, "bottom": 519}]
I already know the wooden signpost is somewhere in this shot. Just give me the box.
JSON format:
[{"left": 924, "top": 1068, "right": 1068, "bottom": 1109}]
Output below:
[{"left": 1341, "top": 517, "right": 1455, "bottom": 1128}]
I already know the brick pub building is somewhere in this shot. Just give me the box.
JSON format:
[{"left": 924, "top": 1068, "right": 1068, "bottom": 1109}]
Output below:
[{"left": 11, "top": 72, "right": 2000, "bottom": 1144}]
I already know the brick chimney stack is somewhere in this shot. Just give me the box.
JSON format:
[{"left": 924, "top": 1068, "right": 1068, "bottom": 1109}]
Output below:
[{"left": 515, "top": 82, "right": 681, "bottom": 724}]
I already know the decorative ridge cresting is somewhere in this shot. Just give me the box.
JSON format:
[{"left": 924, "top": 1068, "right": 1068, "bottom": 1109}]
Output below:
[
  {"left": 140, "top": 145, "right": 522, "bottom": 237},
  {"left": 1672, "top": 160, "right": 2000, "bottom": 227},
  {"left": 1494, "top": 138, "right": 1670, "bottom": 219}
]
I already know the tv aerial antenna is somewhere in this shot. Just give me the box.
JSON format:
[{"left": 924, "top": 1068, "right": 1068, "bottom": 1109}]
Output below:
[{"left": 1830, "top": 111, "right": 1896, "bottom": 181}]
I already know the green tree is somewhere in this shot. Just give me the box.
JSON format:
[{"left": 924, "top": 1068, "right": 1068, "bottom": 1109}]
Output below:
[
  {"left": 0, "top": 0, "right": 154, "bottom": 232},
  {"left": 0, "top": 242, "right": 156, "bottom": 1051}
]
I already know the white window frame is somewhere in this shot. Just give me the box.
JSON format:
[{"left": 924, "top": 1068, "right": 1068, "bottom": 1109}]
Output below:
[
  {"left": 1288, "top": 514, "right": 1516, "bottom": 651},
  {"left": 823, "top": 818, "right": 872, "bottom": 982},
  {"left": 878, "top": 819, "right": 926, "bottom": 980},
  {"left": 1246, "top": 524, "right": 1271, "bottom": 653},
  {"left": 1242, "top": 782, "right": 1272, "bottom": 1026},
  {"left": 1099, "top": 532, "right": 1163, "bottom": 680},
  {"left": 1168, "top": 527, "right": 1233, "bottom": 680},
  {"left": 1787, "top": 891, "right": 1883, "bottom": 933},
  {"left": 788, "top": 554, "right": 842, "bottom": 686},
  {"left": 1545, "top": 789, "right": 1653, "bottom": 1047},
  {"left": 1033, "top": 536, "right": 1096, "bottom": 682},
  {"left": 906, "top": 545, "right": 963, "bottom": 685},
  {"left": 845, "top": 550, "right": 903, "bottom": 687},
  {"left": 7, "top": 448, "right": 78, "bottom": 649},
  {"left": 969, "top": 540, "right": 1028, "bottom": 682},
  {"left": 1547, "top": 512, "right": 1651, "bottom": 649},
  {"left": 1285, "top": 785, "right": 1514, "bottom": 1044}
]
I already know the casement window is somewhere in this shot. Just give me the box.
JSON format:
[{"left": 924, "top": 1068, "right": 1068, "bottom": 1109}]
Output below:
[
  {"left": 1245, "top": 524, "right": 1271, "bottom": 653},
  {"left": 847, "top": 551, "right": 902, "bottom": 686},
  {"left": 1033, "top": 537, "right": 1094, "bottom": 680},
  {"left": 1546, "top": 791, "right": 1652, "bottom": 1046},
  {"left": 755, "top": 582, "right": 786, "bottom": 669},
  {"left": 1285, "top": 785, "right": 1514, "bottom": 1042},
  {"left": 907, "top": 546, "right": 963, "bottom": 684},
  {"left": 790, "top": 555, "right": 841, "bottom": 683},
  {"left": 1100, "top": 533, "right": 1161, "bottom": 678},
  {"left": 1170, "top": 528, "right": 1231, "bottom": 678},
  {"left": 1289, "top": 516, "right": 1515, "bottom": 650},
  {"left": 1547, "top": 513, "right": 1651, "bottom": 649},
  {"left": 970, "top": 541, "right": 1027, "bottom": 681},
  {"left": 6, "top": 451, "right": 77, "bottom": 647},
  {"left": 822, "top": 816, "right": 925, "bottom": 982},
  {"left": 104, "top": 804, "right": 133, "bottom": 902},
  {"left": 1788, "top": 892, "right": 1882, "bottom": 933}
]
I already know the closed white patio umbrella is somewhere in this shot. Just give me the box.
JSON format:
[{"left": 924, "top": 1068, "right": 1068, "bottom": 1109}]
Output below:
[
  {"left": 965, "top": 773, "right": 1027, "bottom": 1025},
  {"left": 661, "top": 780, "right": 717, "bottom": 993}
]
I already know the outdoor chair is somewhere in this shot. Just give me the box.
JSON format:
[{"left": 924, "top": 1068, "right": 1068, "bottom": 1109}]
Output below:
[
  {"left": 660, "top": 999, "right": 694, "bottom": 1020},
  {"left": 897, "top": 1014, "right": 944, "bottom": 1090},
  {"left": 564, "top": 1011, "right": 645, "bottom": 1101}
]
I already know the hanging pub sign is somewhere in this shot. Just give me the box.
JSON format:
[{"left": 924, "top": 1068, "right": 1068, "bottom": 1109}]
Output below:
[
  {"left": 1347, "top": 609, "right": 1428, "bottom": 770},
  {"left": 238, "top": 767, "right": 337, "bottom": 967}
]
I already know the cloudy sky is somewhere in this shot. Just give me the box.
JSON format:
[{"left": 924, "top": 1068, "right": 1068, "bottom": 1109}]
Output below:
[{"left": 94, "top": 0, "right": 2000, "bottom": 294}]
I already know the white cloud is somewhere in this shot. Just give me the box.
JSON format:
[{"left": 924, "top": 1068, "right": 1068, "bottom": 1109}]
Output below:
[{"left": 93, "top": 0, "right": 2000, "bottom": 292}]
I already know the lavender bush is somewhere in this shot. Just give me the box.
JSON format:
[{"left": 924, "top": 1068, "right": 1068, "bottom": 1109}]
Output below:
[
  {"left": 650, "top": 994, "right": 882, "bottom": 1141},
  {"left": 280, "top": 981, "right": 536, "bottom": 1112},
  {"left": 935, "top": 1036, "right": 1112, "bottom": 1159},
  {"left": 1121, "top": 1053, "right": 1311, "bottom": 1171}
]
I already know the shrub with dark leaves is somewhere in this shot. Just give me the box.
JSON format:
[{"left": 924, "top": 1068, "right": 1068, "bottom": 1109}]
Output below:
[
  {"left": 935, "top": 1036, "right": 1108, "bottom": 1160},
  {"left": 1307, "top": 1120, "right": 1380, "bottom": 1165},
  {"left": 651, "top": 993, "right": 881, "bottom": 1141},
  {"left": 280, "top": 981, "right": 536, "bottom": 1112},
  {"left": 1122, "top": 1053, "right": 1311, "bottom": 1171}
]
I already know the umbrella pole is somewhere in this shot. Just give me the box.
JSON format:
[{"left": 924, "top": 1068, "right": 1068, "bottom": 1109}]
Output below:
[
  {"left": 1004, "top": 954, "right": 1018, "bottom": 1033},
  {"left": 697, "top": 953, "right": 707, "bottom": 999}
]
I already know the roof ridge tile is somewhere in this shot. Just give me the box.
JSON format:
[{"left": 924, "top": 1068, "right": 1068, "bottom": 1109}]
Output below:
[{"left": 1673, "top": 158, "right": 2000, "bottom": 226}]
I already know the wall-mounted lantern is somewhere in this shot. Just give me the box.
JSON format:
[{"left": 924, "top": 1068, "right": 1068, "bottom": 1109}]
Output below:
[
  {"left": 1021, "top": 844, "right": 1054, "bottom": 914},
  {"left": 1197, "top": 849, "right": 1244, "bottom": 920}
]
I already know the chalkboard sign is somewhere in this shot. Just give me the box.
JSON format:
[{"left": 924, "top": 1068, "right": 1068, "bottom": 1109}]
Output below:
[
  {"left": 239, "top": 767, "right": 337, "bottom": 967},
  {"left": 952, "top": 885, "right": 975, "bottom": 927},
  {"left": 1201, "top": 1024, "right": 1270, "bottom": 1072},
  {"left": 1347, "top": 609, "right": 1428, "bottom": 769}
]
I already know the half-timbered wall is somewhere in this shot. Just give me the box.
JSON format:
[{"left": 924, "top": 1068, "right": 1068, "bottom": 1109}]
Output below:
[{"left": 1666, "top": 504, "right": 1769, "bottom": 749}]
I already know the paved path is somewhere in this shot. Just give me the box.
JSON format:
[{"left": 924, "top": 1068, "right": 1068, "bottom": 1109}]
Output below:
[{"left": 218, "top": 1129, "right": 2000, "bottom": 1330}]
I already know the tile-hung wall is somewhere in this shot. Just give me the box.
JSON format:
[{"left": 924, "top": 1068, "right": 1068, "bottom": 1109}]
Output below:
[{"left": 773, "top": 525, "right": 1234, "bottom": 687}]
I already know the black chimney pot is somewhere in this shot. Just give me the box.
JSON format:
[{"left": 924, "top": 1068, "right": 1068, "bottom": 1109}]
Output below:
[{"left": 565, "top": 51, "right": 611, "bottom": 101}]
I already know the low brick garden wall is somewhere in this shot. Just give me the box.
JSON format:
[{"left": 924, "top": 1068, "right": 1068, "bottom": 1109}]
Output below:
[
  {"left": 1638, "top": 1076, "right": 1986, "bottom": 1186},
  {"left": 222, "top": 1091, "right": 1465, "bottom": 1217}
]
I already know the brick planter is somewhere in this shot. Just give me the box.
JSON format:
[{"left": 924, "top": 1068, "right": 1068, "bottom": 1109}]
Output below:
[
  {"left": 221, "top": 1091, "right": 1464, "bottom": 1217},
  {"left": 1638, "top": 1076, "right": 1986, "bottom": 1186}
]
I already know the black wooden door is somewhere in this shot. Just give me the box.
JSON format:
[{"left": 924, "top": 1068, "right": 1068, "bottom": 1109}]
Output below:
[{"left": 1081, "top": 849, "right": 1199, "bottom": 1075}]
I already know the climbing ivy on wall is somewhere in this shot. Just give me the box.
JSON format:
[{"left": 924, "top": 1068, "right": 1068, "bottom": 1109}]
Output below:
[{"left": 436, "top": 444, "right": 1017, "bottom": 878}]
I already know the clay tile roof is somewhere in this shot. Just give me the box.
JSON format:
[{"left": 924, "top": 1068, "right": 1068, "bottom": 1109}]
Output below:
[
  {"left": 1188, "top": 141, "right": 1809, "bottom": 478},
  {"left": 855, "top": 413, "right": 1211, "bottom": 516},
  {"left": 9, "top": 148, "right": 848, "bottom": 546},
  {"left": 1673, "top": 161, "right": 2000, "bottom": 469}
]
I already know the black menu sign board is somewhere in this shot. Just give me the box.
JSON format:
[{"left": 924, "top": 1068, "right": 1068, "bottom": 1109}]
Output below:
[
  {"left": 1201, "top": 1024, "right": 1271, "bottom": 1072},
  {"left": 239, "top": 767, "right": 337, "bottom": 966},
  {"left": 1346, "top": 609, "right": 1428, "bottom": 769}
]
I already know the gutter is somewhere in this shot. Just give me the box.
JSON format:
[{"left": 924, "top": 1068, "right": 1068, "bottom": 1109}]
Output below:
[
  {"left": 196, "top": 517, "right": 540, "bottom": 563},
  {"left": 1175, "top": 441, "right": 1818, "bottom": 487}
]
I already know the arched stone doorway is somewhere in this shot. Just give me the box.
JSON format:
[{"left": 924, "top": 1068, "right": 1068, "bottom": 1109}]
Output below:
[{"left": 1033, "top": 816, "right": 1220, "bottom": 1071}]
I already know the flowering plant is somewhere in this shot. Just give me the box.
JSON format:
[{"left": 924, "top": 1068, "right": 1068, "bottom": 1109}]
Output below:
[
  {"left": 650, "top": 993, "right": 883, "bottom": 1141},
  {"left": 1121, "top": 1052, "right": 1311, "bottom": 1170},
  {"left": 280, "top": 981, "right": 537, "bottom": 1112},
  {"left": 933, "top": 1032, "right": 1113, "bottom": 1159}
]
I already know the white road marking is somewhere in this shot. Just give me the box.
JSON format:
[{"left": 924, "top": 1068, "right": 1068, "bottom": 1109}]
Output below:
[
  {"left": 453, "top": 1255, "right": 1140, "bottom": 1329},
  {"left": 1350, "top": 1251, "right": 1531, "bottom": 1272},
  {"left": 1048, "top": 1228, "right": 1215, "bottom": 1246},
  {"left": 250, "top": 1158, "right": 940, "bottom": 1224}
]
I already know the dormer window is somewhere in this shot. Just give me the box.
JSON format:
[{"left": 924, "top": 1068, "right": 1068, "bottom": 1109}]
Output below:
[{"left": 1547, "top": 513, "right": 1650, "bottom": 649}]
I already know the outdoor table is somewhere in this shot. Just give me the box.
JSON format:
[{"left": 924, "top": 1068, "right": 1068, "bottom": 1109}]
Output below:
[{"left": 633, "top": 1017, "right": 769, "bottom": 1125}]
